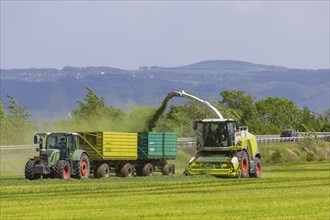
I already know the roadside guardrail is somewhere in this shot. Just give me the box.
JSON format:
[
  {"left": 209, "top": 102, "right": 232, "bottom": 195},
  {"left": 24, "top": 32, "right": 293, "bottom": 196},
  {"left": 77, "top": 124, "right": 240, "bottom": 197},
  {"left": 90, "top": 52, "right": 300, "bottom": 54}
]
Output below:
[{"left": 176, "top": 133, "right": 330, "bottom": 149}]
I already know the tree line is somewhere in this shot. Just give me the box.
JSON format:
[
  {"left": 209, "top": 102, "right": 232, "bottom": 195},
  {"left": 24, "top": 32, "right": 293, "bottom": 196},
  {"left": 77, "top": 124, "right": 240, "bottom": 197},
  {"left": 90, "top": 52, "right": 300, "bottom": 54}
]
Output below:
[{"left": 1, "top": 87, "right": 329, "bottom": 145}]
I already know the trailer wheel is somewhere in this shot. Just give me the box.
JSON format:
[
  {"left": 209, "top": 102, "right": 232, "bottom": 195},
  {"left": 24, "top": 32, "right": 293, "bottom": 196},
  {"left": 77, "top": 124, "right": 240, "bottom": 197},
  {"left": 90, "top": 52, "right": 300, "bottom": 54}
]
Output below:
[
  {"left": 120, "top": 163, "right": 133, "bottom": 177},
  {"left": 251, "top": 157, "right": 262, "bottom": 178},
  {"left": 24, "top": 159, "right": 40, "bottom": 180},
  {"left": 142, "top": 163, "right": 154, "bottom": 176},
  {"left": 237, "top": 151, "right": 249, "bottom": 178},
  {"left": 55, "top": 160, "right": 71, "bottom": 179},
  {"left": 95, "top": 163, "right": 110, "bottom": 178},
  {"left": 74, "top": 153, "right": 90, "bottom": 179},
  {"left": 162, "top": 163, "right": 175, "bottom": 175}
]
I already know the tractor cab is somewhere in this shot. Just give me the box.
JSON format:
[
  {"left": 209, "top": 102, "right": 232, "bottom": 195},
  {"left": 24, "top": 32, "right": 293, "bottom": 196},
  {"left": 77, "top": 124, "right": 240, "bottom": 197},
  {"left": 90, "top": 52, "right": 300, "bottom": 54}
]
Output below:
[
  {"left": 33, "top": 132, "right": 79, "bottom": 166},
  {"left": 44, "top": 133, "right": 78, "bottom": 158},
  {"left": 194, "top": 119, "right": 239, "bottom": 151}
]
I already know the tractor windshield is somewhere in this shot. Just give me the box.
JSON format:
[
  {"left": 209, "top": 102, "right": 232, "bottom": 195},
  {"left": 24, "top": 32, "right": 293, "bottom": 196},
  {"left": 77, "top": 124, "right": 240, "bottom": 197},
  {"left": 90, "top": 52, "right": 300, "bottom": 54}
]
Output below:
[
  {"left": 45, "top": 133, "right": 76, "bottom": 158},
  {"left": 46, "top": 134, "right": 66, "bottom": 150},
  {"left": 200, "top": 121, "right": 236, "bottom": 147}
]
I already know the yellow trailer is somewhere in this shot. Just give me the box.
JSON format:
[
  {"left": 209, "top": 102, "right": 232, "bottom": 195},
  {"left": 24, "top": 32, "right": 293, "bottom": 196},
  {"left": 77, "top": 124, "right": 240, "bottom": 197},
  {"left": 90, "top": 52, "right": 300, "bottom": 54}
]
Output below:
[{"left": 78, "top": 132, "right": 138, "bottom": 161}]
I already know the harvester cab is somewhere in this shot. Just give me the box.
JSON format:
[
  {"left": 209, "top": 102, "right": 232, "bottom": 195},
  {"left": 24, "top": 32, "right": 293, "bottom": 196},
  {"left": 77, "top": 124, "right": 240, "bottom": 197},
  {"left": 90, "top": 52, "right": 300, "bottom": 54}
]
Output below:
[
  {"left": 25, "top": 132, "right": 90, "bottom": 180},
  {"left": 172, "top": 91, "right": 262, "bottom": 178},
  {"left": 194, "top": 119, "right": 239, "bottom": 149}
]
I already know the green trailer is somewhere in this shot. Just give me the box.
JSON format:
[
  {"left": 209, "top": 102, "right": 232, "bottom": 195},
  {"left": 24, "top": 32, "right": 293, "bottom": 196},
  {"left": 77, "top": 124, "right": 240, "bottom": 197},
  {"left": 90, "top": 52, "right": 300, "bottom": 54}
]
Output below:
[
  {"left": 138, "top": 132, "right": 177, "bottom": 160},
  {"left": 137, "top": 132, "right": 177, "bottom": 176}
]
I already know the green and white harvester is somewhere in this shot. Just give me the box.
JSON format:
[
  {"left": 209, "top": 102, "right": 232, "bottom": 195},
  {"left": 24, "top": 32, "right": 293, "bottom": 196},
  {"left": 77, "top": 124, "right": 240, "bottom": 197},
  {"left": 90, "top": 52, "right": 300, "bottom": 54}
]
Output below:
[{"left": 172, "top": 91, "right": 262, "bottom": 178}]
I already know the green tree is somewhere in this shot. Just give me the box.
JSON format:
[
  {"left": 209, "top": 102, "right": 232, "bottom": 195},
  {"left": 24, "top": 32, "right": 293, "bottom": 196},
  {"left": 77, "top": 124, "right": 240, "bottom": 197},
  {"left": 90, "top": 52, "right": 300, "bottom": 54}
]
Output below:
[
  {"left": 219, "top": 90, "right": 264, "bottom": 133},
  {"left": 60, "top": 87, "right": 126, "bottom": 131},
  {"left": 220, "top": 90, "right": 257, "bottom": 125},
  {"left": 0, "top": 96, "right": 36, "bottom": 145},
  {"left": 297, "top": 106, "right": 324, "bottom": 132},
  {"left": 320, "top": 108, "right": 330, "bottom": 132},
  {"left": 72, "top": 87, "right": 123, "bottom": 120},
  {"left": 255, "top": 97, "right": 300, "bottom": 134}
]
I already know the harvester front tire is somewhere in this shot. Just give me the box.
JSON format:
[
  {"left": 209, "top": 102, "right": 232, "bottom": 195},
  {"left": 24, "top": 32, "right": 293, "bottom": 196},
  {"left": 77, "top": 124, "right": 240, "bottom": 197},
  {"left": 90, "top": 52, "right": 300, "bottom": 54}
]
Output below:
[
  {"left": 251, "top": 157, "right": 262, "bottom": 178},
  {"left": 142, "top": 163, "right": 154, "bottom": 176},
  {"left": 96, "top": 163, "right": 110, "bottom": 178},
  {"left": 74, "top": 153, "right": 90, "bottom": 179},
  {"left": 162, "top": 163, "right": 175, "bottom": 175},
  {"left": 120, "top": 163, "right": 133, "bottom": 177},
  {"left": 24, "top": 159, "right": 40, "bottom": 180},
  {"left": 55, "top": 160, "right": 71, "bottom": 179},
  {"left": 237, "top": 151, "right": 249, "bottom": 178}
]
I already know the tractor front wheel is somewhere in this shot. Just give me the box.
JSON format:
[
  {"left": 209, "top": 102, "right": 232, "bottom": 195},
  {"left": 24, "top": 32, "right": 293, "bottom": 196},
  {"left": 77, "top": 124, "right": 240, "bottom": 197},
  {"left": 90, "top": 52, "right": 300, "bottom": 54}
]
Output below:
[{"left": 24, "top": 159, "right": 40, "bottom": 180}]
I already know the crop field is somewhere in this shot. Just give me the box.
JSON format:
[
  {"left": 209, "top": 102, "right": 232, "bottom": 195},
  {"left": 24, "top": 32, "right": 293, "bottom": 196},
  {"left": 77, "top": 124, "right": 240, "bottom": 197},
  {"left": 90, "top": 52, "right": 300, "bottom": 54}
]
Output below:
[{"left": 1, "top": 160, "right": 329, "bottom": 219}]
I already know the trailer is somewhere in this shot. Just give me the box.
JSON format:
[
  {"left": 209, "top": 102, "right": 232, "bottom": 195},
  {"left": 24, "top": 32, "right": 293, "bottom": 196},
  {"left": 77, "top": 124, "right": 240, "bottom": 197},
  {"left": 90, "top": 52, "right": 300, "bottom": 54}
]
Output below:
[{"left": 25, "top": 131, "right": 177, "bottom": 180}]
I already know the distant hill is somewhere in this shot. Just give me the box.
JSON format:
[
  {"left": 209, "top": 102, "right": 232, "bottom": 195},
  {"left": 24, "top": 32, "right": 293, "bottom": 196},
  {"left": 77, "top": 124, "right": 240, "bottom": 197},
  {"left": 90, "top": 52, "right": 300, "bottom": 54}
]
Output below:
[{"left": 1, "top": 60, "right": 329, "bottom": 122}]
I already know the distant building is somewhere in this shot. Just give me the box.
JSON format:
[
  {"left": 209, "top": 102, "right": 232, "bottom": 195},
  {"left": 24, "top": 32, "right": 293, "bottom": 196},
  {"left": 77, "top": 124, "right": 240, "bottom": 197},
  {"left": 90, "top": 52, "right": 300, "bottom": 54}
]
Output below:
[{"left": 139, "top": 66, "right": 149, "bottom": 70}]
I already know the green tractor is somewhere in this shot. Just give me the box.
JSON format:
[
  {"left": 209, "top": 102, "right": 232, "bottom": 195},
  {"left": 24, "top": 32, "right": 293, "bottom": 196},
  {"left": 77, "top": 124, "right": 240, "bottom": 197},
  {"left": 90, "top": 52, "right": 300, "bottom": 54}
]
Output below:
[
  {"left": 25, "top": 132, "right": 90, "bottom": 180},
  {"left": 171, "top": 91, "right": 262, "bottom": 178}
]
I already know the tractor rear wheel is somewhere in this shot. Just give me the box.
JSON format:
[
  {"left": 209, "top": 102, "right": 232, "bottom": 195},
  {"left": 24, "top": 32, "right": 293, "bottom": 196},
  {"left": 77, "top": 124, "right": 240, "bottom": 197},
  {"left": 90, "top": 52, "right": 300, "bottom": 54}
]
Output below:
[
  {"left": 95, "top": 163, "right": 110, "bottom": 178},
  {"left": 24, "top": 159, "right": 40, "bottom": 180},
  {"left": 162, "top": 163, "right": 175, "bottom": 175},
  {"left": 236, "top": 151, "right": 249, "bottom": 178},
  {"left": 251, "top": 157, "right": 262, "bottom": 178},
  {"left": 55, "top": 160, "right": 71, "bottom": 179},
  {"left": 74, "top": 153, "right": 90, "bottom": 179},
  {"left": 120, "top": 163, "right": 133, "bottom": 177},
  {"left": 142, "top": 163, "right": 154, "bottom": 176}
]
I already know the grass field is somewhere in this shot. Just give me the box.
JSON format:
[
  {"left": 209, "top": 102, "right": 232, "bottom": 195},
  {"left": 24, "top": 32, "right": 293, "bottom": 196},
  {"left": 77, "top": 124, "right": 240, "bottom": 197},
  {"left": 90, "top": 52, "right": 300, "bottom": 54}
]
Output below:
[{"left": 1, "top": 162, "right": 329, "bottom": 219}]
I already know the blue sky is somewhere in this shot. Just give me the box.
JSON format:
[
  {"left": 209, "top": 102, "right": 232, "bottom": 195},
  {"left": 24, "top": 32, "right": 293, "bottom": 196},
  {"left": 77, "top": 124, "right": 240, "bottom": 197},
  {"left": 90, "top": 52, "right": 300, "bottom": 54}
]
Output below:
[{"left": 1, "top": 1, "right": 329, "bottom": 70}]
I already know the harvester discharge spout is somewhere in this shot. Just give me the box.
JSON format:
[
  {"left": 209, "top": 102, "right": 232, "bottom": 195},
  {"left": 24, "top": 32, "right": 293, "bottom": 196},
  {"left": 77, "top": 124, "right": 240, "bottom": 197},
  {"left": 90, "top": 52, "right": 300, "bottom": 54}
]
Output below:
[
  {"left": 147, "top": 90, "right": 223, "bottom": 131},
  {"left": 172, "top": 91, "right": 224, "bottom": 119}
]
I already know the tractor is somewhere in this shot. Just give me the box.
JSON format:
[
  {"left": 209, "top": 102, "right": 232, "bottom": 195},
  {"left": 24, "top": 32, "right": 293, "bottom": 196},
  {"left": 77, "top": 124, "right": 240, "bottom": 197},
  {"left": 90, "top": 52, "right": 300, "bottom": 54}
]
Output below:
[
  {"left": 172, "top": 91, "right": 262, "bottom": 178},
  {"left": 24, "top": 132, "right": 90, "bottom": 180}
]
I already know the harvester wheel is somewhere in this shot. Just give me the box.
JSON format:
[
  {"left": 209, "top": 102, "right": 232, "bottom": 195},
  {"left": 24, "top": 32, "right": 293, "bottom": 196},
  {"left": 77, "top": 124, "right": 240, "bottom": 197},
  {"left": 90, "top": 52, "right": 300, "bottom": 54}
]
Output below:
[
  {"left": 251, "top": 157, "right": 262, "bottom": 178},
  {"left": 24, "top": 159, "right": 40, "bottom": 180},
  {"left": 55, "top": 160, "right": 71, "bottom": 179},
  {"left": 162, "top": 163, "right": 175, "bottom": 175},
  {"left": 142, "top": 163, "right": 154, "bottom": 176},
  {"left": 74, "top": 153, "right": 90, "bottom": 179},
  {"left": 96, "top": 163, "right": 110, "bottom": 178},
  {"left": 237, "top": 151, "right": 249, "bottom": 178},
  {"left": 120, "top": 163, "right": 133, "bottom": 177}
]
